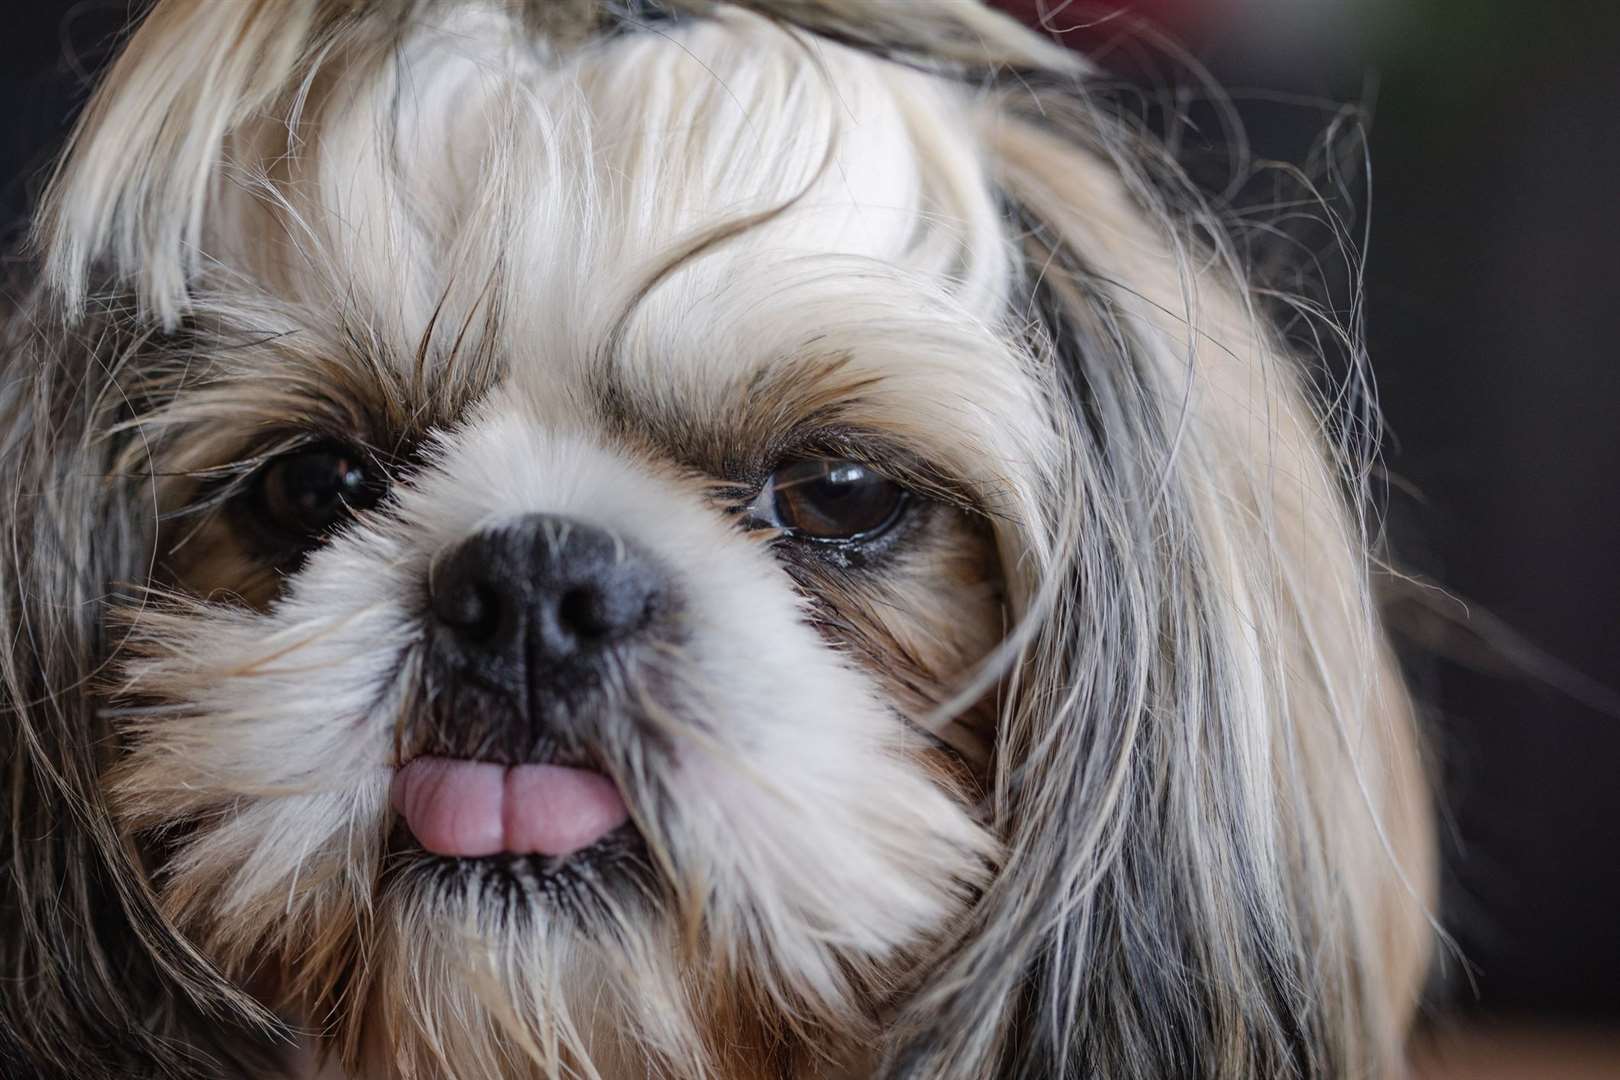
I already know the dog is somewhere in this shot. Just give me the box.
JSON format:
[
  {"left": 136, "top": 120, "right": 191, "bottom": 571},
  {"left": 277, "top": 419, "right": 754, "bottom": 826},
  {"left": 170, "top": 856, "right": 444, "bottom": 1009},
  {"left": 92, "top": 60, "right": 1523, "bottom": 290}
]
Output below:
[{"left": 0, "top": 2, "right": 1435, "bottom": 1077}]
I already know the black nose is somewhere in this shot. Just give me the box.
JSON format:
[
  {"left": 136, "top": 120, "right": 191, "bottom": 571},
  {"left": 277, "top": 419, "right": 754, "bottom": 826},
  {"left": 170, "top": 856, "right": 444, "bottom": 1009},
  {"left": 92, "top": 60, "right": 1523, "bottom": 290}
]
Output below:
[{"left": 429, "top": 514, "right": 665, "bottom": 670}]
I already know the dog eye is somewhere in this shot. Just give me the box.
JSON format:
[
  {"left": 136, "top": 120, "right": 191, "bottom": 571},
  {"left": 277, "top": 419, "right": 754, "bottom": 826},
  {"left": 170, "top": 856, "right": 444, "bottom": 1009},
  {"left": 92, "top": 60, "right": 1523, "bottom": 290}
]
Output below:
[
  {"left": 251, "top": 445, "right": 387, "bottom": 545},
  {"left": 758, "top": 458, "right": 907, "bottom": 541}
]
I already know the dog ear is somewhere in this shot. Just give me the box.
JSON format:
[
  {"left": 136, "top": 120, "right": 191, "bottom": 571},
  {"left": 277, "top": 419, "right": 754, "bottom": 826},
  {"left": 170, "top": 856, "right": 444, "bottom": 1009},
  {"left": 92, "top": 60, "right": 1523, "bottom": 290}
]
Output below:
[
  {"left": 879, "top": 111, "right": 1434, "bottom": 1078},
  {"left": 0, "top": 292, "right": 284, "bottom": 1078},
  {"left": 37, "top": 0, "right": 1077, "bottom": 328}
]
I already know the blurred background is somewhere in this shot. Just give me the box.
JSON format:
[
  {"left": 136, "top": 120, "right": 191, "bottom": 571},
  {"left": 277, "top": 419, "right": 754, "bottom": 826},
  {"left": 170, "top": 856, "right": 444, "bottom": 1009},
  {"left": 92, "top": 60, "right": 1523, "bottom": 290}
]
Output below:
[{"left": 3, "top": 1, "right": 1618, "bottom": 1075}]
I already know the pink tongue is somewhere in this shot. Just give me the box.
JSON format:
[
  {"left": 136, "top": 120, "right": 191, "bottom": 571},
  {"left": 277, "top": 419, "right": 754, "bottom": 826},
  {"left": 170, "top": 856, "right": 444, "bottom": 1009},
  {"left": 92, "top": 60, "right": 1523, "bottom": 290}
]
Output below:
[{"left": 392, "top": 757, "right": 629, "bottom": 858}]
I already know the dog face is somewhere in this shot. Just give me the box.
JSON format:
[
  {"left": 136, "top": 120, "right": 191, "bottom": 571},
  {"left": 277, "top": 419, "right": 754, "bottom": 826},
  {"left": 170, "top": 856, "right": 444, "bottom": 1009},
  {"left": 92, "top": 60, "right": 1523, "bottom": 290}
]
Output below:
[
  {"left": 104, "top": 17, "right": 1027, "bottom": 1073},
  {"left": 0, "top": 3, "right": 1434, "bottom": 1079}
]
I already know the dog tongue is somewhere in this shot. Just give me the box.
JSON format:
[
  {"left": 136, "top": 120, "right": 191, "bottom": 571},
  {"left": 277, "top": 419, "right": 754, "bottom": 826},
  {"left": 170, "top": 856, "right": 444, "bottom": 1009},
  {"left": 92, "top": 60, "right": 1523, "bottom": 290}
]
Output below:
[{"left": 392, "top": 757, "right": 628, "bottom": 858}]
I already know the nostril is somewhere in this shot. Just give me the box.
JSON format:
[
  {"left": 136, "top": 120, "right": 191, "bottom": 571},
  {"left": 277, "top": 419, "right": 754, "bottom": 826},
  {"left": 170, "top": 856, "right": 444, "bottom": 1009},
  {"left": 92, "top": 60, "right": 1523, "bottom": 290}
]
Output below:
[
  {"left": 436, "top": 581, "right": 505, "bottom": 644},
  {"left": 558, "top": 584, "right": 615, "bottom": 640}
]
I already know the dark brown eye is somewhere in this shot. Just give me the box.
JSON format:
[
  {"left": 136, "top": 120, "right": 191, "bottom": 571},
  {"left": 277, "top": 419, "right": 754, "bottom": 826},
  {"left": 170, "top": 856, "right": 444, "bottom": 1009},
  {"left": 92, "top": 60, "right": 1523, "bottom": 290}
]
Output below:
[
  {"left": 252, "top": 444, "right": 386, "bottom": 545},
  {"left": 761, "top": 458, "right": 907, "bottom": 541}
]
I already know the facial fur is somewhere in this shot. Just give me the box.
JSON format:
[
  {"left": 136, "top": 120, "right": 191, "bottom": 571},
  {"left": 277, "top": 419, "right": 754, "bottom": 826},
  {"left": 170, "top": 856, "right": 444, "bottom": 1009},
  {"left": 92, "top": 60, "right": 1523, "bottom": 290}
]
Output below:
[{"left": 1, "top": 3, "right": 1433, "bottom": 1079}]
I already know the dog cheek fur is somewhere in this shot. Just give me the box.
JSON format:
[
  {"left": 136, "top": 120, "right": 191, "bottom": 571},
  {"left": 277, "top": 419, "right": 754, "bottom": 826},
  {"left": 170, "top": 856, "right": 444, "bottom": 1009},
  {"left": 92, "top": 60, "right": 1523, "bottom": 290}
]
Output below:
[{"left": 3, "top": 3, "right": 1434, "bottom": 1079}]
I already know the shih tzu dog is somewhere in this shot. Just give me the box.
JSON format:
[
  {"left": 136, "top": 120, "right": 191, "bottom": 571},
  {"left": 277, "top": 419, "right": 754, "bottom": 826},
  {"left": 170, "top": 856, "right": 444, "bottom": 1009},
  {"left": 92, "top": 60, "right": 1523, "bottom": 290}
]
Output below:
[{"left": 0, "top": 1, "right": 1435, "bottom": 1078}]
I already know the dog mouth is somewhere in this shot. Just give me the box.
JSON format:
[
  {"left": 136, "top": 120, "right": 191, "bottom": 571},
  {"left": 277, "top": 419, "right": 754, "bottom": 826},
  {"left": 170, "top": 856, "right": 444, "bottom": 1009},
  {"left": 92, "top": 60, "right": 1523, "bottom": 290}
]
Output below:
[{"left": 391, "top": 756, "right": 632, "bottom": 860}]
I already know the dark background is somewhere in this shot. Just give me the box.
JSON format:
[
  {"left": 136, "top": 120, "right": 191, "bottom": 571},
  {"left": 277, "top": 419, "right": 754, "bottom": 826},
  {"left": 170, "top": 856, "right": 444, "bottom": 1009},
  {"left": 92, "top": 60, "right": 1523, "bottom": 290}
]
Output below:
[{"left": 4, "top": 0, "right": 1617, "bottom": 1060}]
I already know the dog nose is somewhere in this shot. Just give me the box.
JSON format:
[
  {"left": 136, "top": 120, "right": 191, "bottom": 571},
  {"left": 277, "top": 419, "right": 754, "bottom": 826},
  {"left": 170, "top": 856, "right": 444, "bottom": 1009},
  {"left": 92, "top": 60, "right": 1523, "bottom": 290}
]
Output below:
[{"left": 430, "top": 514, "right": 663, "bottom": 667}]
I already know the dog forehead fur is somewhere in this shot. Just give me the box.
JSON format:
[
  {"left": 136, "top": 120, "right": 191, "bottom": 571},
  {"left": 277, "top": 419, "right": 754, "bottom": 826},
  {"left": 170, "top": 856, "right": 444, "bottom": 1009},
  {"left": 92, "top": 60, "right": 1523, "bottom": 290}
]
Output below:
[{"left": 220, "top": 7, "right": 1018, "bottom": 435}]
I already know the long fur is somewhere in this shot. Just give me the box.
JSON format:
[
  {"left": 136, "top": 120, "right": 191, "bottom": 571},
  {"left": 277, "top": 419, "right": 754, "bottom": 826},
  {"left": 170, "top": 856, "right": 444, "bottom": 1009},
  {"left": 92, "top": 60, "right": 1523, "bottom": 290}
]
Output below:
[{"left": 2, "top": 2, "right": 1432, "bottom": 1078}]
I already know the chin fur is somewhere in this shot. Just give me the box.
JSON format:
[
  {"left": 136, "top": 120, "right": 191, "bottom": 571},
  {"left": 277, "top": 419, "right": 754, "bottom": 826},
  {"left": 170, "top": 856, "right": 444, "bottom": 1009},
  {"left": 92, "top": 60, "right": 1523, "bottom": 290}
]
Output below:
[{"left": 2, "top": 2, "right": 1434, "bottom": 1078}]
